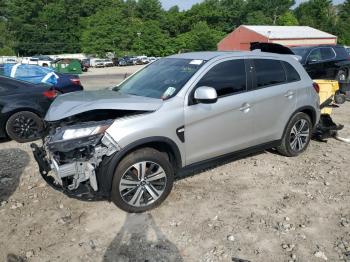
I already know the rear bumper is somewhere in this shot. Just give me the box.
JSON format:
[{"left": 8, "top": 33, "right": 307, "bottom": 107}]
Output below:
[{"left": 30, "top": 143, "right": 105, "bottom": 201}]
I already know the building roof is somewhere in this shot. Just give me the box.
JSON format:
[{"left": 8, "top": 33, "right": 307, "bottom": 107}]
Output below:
[{"left": 243, "top": 25, "right": 336, "bottom": 39}]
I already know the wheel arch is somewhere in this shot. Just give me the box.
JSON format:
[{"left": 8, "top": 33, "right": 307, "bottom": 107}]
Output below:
[
  {"left": 281, "top": 106, "right": 317, "bottom": 139},
  {"left": 97, "top": 136, "right": 182, "bottom": 199}
]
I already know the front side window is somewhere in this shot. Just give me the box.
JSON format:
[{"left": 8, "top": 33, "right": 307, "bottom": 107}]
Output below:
[
  {"left": 308, "top": 48, "right": 322, "bottom": 62},
  {"left": 196, "top": 59, "right": 246, "bottom": 97},
  {"left": 114, "top": 58, "right": 205, "bottom": 99},
  {"left": 254, "top": 59, "right": 286, "bottom": 88}
]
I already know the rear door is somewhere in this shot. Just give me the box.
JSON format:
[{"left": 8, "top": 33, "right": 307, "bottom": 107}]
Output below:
[
  {"left": 247, "top": 58, "right": 297, "bottom": 145},
  {"left": 184, "top": 59, "right": 256, "bottom": 165}
]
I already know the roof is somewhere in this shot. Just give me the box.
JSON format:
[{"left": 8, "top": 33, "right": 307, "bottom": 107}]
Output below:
[
  {"left": 243, "top": 25, "right": 336, "bottom": 39},
  {"left": 168, "top": 51, "right": 296, "bottom": 61}
]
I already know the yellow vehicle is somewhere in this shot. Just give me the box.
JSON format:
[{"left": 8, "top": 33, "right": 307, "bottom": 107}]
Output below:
[{"left": 313, "top": 80, "right": 344, "bottom": 141}]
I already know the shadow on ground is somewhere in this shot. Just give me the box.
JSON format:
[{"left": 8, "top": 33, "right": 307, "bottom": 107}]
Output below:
[
  {"left": 103, "top": 213, "right": 183, "bottom": 262},
  {"left": 0, "top": 148, "right": 30, "bottom": 202}
]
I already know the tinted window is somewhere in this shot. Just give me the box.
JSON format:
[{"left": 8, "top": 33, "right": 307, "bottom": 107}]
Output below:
[
  {"left": 196, "top": 59, "right": 246, "bottom": 97},
  {"left": 254, "top": 59, "right": 286, "bottom": 88},
  {"left": 283, "top": 62, "right": 301, "bottom": 82},
  {"left": 321, "top": 47, "right": 335, "bottom": 60},
  {"left": 308, "top": 48, "right": 322, "bottom": 62}
]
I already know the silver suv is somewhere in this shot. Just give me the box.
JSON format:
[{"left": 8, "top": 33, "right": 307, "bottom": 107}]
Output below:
[{"left": 32, "top": 51, "right": 320, "bottom": 212}]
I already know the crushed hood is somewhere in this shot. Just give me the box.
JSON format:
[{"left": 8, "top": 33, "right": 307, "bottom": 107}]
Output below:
[{"left": 45, "top": 90, "right": 163, "bottom": 121}]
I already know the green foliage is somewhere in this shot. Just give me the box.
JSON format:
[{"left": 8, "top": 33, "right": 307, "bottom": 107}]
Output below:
[
  {"left": 1, "top": 0, "right": 349, "bottom": 56},
  {"left": 277, "top": 11, "right": 299, "bottom": 25},
  {"left": 245, "top": 11, "right": 273, "bottom": 25},
  {"left": 336, "top": 0, "right": 350, "bottom": 45},
  {"left": 0, "top": 19, "right": 15, "bottom": 55},
  {"left": 174, "top": 21, "right": 225, "bottom": 52},
  {"left": 294, "top": 0, "right": 337, "bottom": 33}
]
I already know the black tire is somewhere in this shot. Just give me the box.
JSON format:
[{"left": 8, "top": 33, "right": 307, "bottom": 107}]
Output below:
[
  {"left": 111, "top": 148, "right": 174, "bottom": 213},
  {"left": 277, "top": 112, "right": 312, "bottom": 157},
  {"left": 334, "top": 94, "right": 346, "bottom": 104},
  {"left": 5, "top": 111, "right": 43, "bottom": 143}
]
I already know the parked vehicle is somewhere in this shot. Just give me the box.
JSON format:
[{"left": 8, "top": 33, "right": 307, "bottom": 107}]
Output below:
[
  {"left": 136, "top": 56, "right": 149, "bottom": 65},
  {"left": 90, "top": 59, "right": 106, "bottom": 68},
  {"left": 103, "top": 59, "right": 114, "bottom": 67},
  {"left": 81, "top": 59, "right": 90, "bottom": 72},
  {"left": 0, "top": 56, "right": 17, "bottom": 64},
  {"left": 290, "top": 45, "right": 350, "bottom": 81},
  {"left": 118, "top": 56, "right": 136, "bottom": 66},
  {"left": 0, "top": 76, "right": 58, "bottom": 143},
  {"left": 21, "top": 57, "right": 40, "bottom": 65},
  {"left": 32, "top": 55, "right": 54, "bottom": 67},
  {"left": 32, "top": 51, "right": 320, "bottom": 212},
  {"left": 2, "top": 64, "right": 83, "bottom": 94},
  {"left": 148, "top": 57, "right": 157, "bottom": 63}
]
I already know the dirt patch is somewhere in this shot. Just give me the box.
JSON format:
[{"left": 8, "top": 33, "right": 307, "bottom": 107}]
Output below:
[{"left": 0, "top": 104, "right": 349, "bottom": 262}]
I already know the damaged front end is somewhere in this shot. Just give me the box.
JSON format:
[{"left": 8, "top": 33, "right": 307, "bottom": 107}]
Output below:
[{"left": 31, "top": 119, "right": 119, "bottom": 200}]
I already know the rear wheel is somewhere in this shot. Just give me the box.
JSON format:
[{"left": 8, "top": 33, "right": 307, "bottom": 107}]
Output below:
[
  {"left": 277, "top": 112, "right": 312, "bottom": 157},
  {"left": 6, "top": 111, "right": 43, "bottom": 143},
  {"left": 111, "top": 148, "right": 174, "bottom": 213}
]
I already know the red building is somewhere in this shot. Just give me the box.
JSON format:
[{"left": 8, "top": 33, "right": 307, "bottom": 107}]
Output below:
[{"left": 217, "top": 25, "right": 337, "bottom": 51}]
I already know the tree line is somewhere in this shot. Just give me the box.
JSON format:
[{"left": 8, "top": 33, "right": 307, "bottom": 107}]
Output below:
[{"left": 0, "top": 0, "right": 349, "bottom": 57}]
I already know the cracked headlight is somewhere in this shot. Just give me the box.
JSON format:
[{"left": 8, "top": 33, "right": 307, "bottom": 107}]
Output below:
[
  {"left": 62, "top": 123, "right": 111, "bottom": 140},
  {"left": 48, "top": 121, "right": 113, "bottom": 153}
]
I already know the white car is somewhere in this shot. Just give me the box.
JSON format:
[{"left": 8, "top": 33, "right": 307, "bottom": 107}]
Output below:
[
  {"left": 21, "top": 56, "right": 53, "bottom": 67},
  {"left": 103, "top": 59, "right": 114, "bottom": 67}
]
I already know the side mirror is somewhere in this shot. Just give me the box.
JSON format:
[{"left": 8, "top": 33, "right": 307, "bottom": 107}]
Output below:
[{"left": 194, "top": 86, "right": 218, "bottom": 104}]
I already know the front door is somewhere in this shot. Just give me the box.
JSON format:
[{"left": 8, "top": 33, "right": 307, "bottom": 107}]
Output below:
[{"left": 184, "top": 59, "right": 255, "bottom": 165}]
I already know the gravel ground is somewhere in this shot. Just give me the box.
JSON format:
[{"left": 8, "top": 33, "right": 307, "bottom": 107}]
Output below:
[{"left": 0, "top": 70, "right": 350, "bottom": 261}]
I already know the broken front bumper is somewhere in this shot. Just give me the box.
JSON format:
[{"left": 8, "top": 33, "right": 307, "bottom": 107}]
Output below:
[{"left": 30, "top": 143, "right": 112, "bottom": 201}]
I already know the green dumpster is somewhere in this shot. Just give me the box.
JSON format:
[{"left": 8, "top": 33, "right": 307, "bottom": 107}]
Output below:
[{"left": 51, "top": 58, "right": 82, "bottom": 74}]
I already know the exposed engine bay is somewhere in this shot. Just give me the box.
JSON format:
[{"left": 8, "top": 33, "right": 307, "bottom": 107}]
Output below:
[{"left": 35, "top": 109, "right": 146, "bottom": 195}]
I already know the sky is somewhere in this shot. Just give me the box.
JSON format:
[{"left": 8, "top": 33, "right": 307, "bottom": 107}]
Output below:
[{"left": 160, "top": 0, "right": 345, "bottom": 10}]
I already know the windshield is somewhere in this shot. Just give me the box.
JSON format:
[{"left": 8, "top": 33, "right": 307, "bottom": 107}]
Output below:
[
  {"left": 114, "top": 58, "right": 205, "bottom": 99},
  {"left": 291, "top": 47, "right": 308, "bottom": 57}
]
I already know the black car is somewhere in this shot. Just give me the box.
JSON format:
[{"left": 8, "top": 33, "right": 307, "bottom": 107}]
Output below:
[
  {"left": 291, "top": 45, "right": 350, "bottom": 81},
  {"left": 0, "top": 76, "right": 57, "bottom": 143}
]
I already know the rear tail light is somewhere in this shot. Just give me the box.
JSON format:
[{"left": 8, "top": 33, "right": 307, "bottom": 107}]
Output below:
[
  {"left": 313, "top": 82, "right": 320, "bottom": 93},
  {"left": 43, "top": 89, "right": 58, "bottom": 99},
  {"left": 71, "top": 78, "right": 81, "bottom": 85}
]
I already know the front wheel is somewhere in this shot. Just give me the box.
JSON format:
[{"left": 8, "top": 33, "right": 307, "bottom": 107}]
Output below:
[
  {"left": 111, "top": 148, "right": 174, "bottom": 213},
  {"left": 277, "top": 112, "right": 312, "bottom": 157}
]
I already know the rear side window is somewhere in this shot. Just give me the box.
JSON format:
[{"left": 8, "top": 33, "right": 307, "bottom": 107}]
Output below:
[
  {"left": 320, "top": 47, "right": 335, "bottom": 60},
  {"left": 283, "top": 61, "right": 301, "bottom": 82},
  {"left": 253, "top": 59, "right": 286, "bottom": 88},
  {"left": 196, "top": 59, "right": 246, "bottom": 97}
]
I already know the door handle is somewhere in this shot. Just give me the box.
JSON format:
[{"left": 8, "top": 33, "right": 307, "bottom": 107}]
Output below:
[
  {"left": 239, "top": 103, "right": 251, "bottom": 113},
  {"left": 284, "top": 91, "right": 295, "bottom": 98}
]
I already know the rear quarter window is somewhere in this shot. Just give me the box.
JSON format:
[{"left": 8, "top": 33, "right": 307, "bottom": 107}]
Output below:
[
  {"left": 253, "top": 59, "right": 286, "bottom": 88},
  {"left": 283, "top": 61, "right": 301, "bottom": 82}
]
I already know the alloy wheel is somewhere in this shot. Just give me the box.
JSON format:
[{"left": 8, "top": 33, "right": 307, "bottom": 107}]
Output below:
[
  {"left": 11, "top": 114, "right": 39, "bottom": 140},
  {"left": 289, "top": 119, "right": 310, "bottom": 152},
  {"left": 119, "top": 161, "right": 167, "bottom": 207}
]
